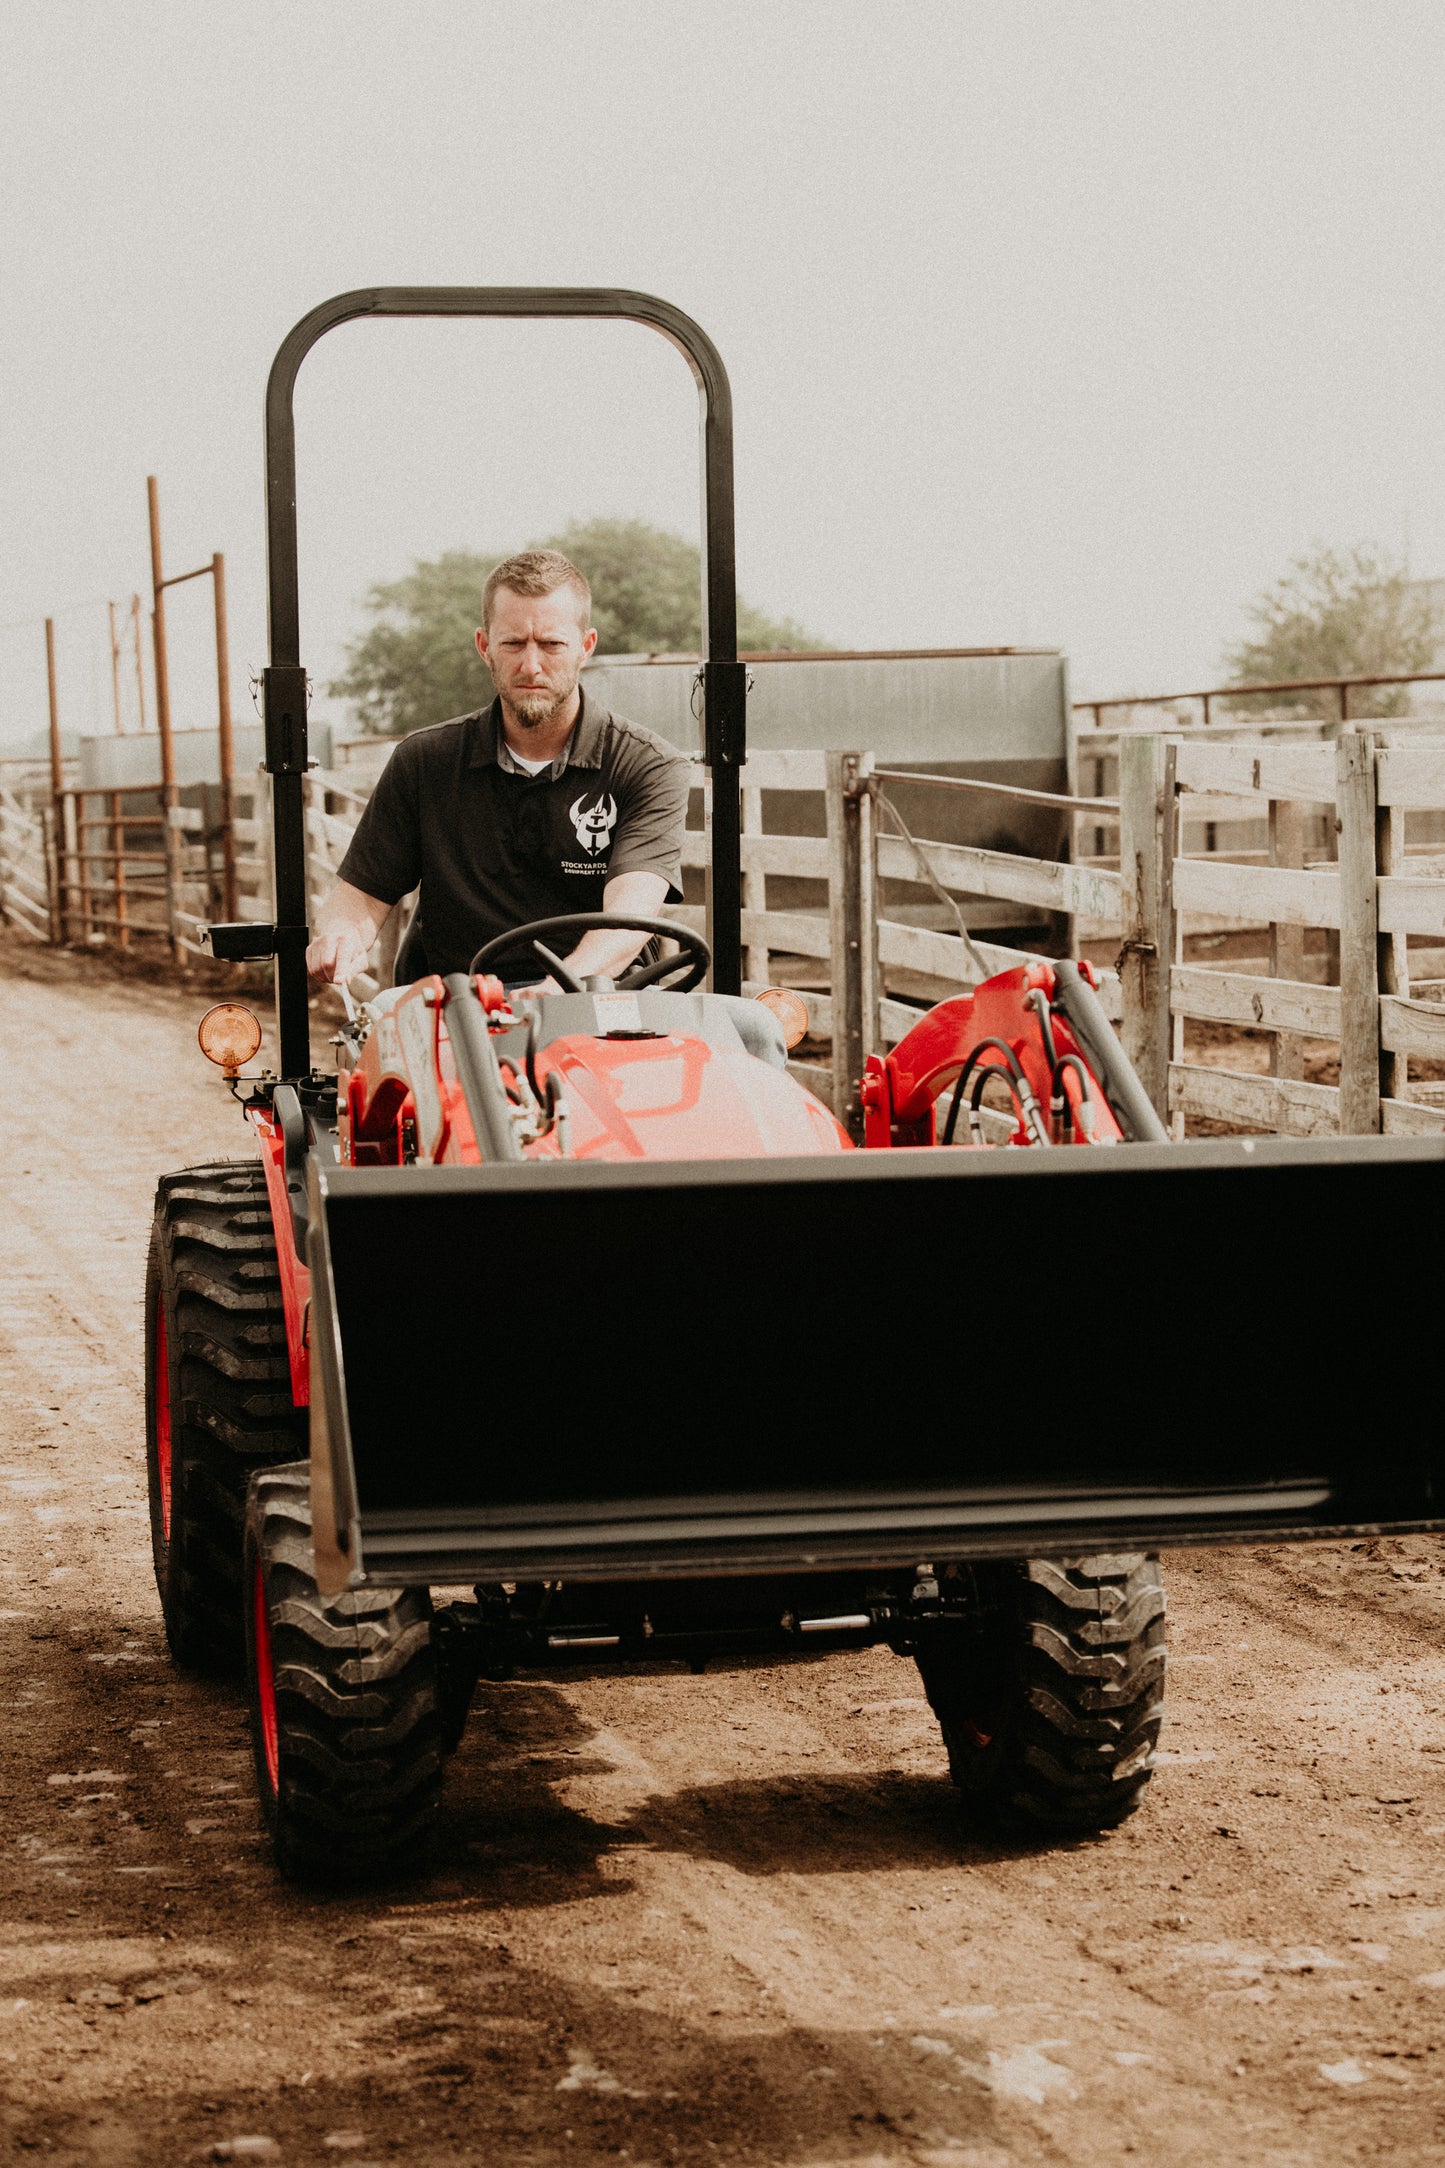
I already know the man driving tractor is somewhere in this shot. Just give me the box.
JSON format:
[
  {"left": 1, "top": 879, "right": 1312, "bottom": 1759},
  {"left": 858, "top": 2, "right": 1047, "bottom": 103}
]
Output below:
[{"left": 306, "top": 549, "right": 689, "bottom": 989}]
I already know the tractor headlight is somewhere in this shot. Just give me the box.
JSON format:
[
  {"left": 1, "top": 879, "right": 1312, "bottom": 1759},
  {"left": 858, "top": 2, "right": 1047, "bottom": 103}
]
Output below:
[
  {"left": 197, "top": 1002, "right": 263, "bottom": 1075},
  {"left": 754, "top": 986, "right": 810, "bottom": 1051}
]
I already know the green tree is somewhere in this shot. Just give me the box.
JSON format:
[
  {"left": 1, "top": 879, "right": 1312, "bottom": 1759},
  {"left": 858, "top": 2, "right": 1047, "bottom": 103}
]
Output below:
[
  {"left": 328, "top": 550, "right": 495, "bottom": 739},
  {"left": 533, "top": 518, "right": 824, "bottom": 656},
  {"left": 1223, "top": 544, "right": 1439, "bottom": 718},
  {"left": 329, "top": 519, "right": 824, "bottom": 736}
]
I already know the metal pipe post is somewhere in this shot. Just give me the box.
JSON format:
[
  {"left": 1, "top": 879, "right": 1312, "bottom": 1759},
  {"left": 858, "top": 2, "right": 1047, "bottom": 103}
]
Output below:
[
  {"left": 130, "top": 593, "right": 148, "bottom": 730},
  {"left": 45, "top": 618, "right": 63, "bottom": 800},
  {"left": 108, "top": 602, "right": 125, "bottom": 734},
  {"left": 45, "top": 618, "right": 69, "bottom": 943},
  {"left": 111, "top": 789, "right": 129, "bottom": 949},
  {"left": 77, "top": 789, "right": 93, "bottom": 940},
  {"left": 702, "top": 660, "right": 746, "bottom": 992},
  {"left": 212, "top": 551, "right": 238, "bottom": 920},
  {"left": 148, "top": 477, "right": 181, "bottom": 958}
]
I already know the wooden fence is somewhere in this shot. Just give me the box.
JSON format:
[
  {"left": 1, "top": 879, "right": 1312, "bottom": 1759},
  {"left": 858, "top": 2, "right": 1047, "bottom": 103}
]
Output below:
[
  {"left": 0, "top": 790, "right": 52, "bottom": 943},
  {"left": 1114, "top": 729, "right": 1445, "bottom": 1139},
  {"left": 14, "top": 726, "right": 1444, "bottom": 1143}
]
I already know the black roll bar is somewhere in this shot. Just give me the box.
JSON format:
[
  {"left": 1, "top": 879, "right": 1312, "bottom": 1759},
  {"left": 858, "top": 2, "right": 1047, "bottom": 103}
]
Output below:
[{"left": 256, "top": 286, "right": 747, "bottom": 1079}]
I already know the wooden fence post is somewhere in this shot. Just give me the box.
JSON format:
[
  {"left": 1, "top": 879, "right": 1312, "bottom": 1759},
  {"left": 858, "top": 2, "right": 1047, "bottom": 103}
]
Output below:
[
  {"left": 742, "top": 779, "right": 767, "bottom": 989},
  {"left": 1375, "top": 734, "right": 1409, "bottom": 1106},
  {"left": 826, "top": 750, "right": 878, "bottom": 1138},
  {"left": 1268, "top": 797, "right": 1305, "bottom": 1081},
  {"left": 1117, "top": 732, "right": 1175, "bottom": 1120},
  {"left": 1336, "top": 730, "right": 1380, "bottom": 1134}
]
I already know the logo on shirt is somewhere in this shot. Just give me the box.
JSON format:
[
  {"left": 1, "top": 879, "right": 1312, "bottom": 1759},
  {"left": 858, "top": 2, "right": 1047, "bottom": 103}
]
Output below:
[{"left": 569, "top": 790, "right": 618, "bottom": 858}]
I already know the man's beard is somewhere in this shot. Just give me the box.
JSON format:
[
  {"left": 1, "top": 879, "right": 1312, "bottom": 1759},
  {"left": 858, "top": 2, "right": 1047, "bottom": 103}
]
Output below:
[{"left": 507, "top": 684, "right": 571, "bottom": 728}]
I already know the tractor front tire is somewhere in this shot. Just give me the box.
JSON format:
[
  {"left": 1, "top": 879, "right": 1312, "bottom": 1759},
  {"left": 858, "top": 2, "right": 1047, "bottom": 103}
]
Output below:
[
  {"left": 916, "top": 1555, "right": 1166, "bottom": 1836},
  {"left": 146, "top": 1159, "right": 306, "bottom": 1671},
  {"left": 244, "top": 1464, "right": 445, "bottom": 1884}
]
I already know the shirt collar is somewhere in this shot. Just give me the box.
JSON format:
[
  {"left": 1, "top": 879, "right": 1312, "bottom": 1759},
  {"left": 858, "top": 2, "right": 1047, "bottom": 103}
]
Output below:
[{"left": 467, "top": 687, "right": 608, "bottom": 775}]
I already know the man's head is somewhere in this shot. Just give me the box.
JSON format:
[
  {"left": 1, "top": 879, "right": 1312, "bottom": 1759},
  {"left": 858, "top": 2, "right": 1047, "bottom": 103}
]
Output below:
[{"left": 476, "top": 550, "right": 597, "bottom": 730}]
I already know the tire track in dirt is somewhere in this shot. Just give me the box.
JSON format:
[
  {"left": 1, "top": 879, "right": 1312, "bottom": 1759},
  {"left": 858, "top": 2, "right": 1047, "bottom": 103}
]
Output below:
[{"left": 4, "top": 938, "right": 1445, "bottom": 2166}]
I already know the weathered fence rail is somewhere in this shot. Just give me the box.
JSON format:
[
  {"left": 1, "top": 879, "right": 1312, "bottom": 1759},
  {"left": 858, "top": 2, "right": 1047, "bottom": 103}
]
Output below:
[{"left": 1114, "top": 726, "right": 1445, "bottom": 1140}]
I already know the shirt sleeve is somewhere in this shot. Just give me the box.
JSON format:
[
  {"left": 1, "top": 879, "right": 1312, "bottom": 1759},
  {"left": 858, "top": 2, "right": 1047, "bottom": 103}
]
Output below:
[
  {"left": 336, "top": 740, "right": 422, "bottom": 907},
  {"left": 606, "top": 734, "right": 690, "bottom": 900}
]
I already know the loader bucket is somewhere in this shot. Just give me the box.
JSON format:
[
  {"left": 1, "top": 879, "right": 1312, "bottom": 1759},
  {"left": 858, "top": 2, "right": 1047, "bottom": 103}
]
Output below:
[{"left": 306, "top": 1137, "right": 1445, "bottom": 1590}]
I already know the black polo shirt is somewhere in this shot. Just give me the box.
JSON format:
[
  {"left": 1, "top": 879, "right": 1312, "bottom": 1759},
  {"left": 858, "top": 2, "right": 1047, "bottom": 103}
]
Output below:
[{"left": 337, "top": 691, "right": 689, "bottom": 978}]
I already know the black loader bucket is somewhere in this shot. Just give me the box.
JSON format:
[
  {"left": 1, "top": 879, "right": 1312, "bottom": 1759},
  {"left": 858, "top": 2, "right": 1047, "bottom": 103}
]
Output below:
[{"left": 306, "top": 1138, "right": 1445, "bottom": 1594}]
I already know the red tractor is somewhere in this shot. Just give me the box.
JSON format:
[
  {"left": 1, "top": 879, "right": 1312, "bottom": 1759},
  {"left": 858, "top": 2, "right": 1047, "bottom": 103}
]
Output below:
[{"left": 146, "top": 289, "right": 1444, "bottom": 1881}]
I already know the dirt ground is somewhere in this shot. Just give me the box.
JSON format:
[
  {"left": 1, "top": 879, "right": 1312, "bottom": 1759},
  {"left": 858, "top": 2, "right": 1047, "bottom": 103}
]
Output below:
[{"left": 6, "top": 935, "right": 1445, "bottom": 2168}]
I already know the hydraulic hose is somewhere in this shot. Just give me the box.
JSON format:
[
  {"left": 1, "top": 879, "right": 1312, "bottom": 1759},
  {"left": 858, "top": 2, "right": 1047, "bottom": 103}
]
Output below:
[
  {"left": 442, "top": 974, "right": 525, "bottom": 1162},
  {"left": 1025, "top": 987, "right": 1061, "bottom": 1075},
  {"left": 1049, "top": 961, "right": 1169, "bottom": 1144},
  {"left": 1050, "top": 1051, "right": 1096, "bottom": 1140},
  {"left": 941, "top": 1037, "right": 1048, "bottom": 1148}
]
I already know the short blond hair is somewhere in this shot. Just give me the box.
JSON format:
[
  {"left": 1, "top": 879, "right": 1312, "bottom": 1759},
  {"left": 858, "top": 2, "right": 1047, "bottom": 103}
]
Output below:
[{"left": 482, "top": 549, "right": 591, "bottom": 631}]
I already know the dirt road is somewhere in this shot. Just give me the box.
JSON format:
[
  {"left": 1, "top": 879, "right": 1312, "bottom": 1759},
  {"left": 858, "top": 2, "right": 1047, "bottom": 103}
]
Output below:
[{"left": 4, "top": 938, "right": 1445, "bottom": 2167}]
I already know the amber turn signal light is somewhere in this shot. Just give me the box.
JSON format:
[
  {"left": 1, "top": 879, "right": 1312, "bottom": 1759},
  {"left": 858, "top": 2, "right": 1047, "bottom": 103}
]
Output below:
[
  {"left": 197, "top": 1002, "right": 263, "bottom": 1075},
  {"left": 754, "top": 986, "right": 810, "bottom": 1051}
]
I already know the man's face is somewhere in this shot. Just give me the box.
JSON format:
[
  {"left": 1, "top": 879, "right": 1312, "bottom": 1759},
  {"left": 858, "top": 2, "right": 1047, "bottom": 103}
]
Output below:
[{"left": 476, "top": 586, "right": 597, "bottom": 728}]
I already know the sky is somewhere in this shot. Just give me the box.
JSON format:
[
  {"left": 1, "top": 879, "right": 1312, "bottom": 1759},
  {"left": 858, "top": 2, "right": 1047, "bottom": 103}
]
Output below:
[{"left": 3, "top": 0, "right": 1444, "bottom": 750}]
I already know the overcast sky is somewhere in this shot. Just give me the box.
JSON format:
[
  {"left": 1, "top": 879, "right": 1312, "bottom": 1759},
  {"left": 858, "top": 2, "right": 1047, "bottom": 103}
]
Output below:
[{"left": 3, "top": 1, "right": 1444, "bottom": 750}]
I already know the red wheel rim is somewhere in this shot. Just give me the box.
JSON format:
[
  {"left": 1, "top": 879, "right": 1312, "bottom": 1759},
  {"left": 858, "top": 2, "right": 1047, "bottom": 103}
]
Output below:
[
  {"left": 153, "top": 1296, "right": 172, "bottom": 1543},
  {"left": 252, "top": 1560, "right": 280, "bottom": 1795}
]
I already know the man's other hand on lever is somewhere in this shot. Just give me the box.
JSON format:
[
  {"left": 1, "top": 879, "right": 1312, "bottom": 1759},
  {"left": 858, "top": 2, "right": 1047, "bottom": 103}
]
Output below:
[{"left": 306, "top": 881, "right": 388, "bottom": 986}]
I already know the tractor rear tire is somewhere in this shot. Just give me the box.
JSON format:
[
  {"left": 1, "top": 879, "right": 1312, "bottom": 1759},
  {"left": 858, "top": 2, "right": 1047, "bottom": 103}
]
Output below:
[
  {"left": 244, "top": 1463, "right": 445, "bottom": 1884},
  {"left": 145, "top": 1159, "right": 307, "bottom": 1671},
  {"left": 916, "top": 1555, "right": 1166, "bottom": 1835}
]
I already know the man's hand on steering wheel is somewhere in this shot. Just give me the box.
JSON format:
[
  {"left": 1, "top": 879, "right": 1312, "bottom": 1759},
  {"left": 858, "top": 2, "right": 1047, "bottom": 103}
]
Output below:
[
  {"left": 470, "top": 910, "right": 711, "bottom": 994},
  {"left": 541, "top": 870, "right": 674, "bottom": 985}
]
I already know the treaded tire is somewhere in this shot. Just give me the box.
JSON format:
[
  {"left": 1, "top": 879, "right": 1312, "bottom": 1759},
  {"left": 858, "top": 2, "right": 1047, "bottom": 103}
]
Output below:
[
  {"left": 145, "top": 1158, "right": 306, "bottom": 1671},
  {"left": 244, "top": 1463, "right": 445, "bottom": 1884},
  {"left": 916, "top": 1555, "right": 1166, "bottom": 1835}
]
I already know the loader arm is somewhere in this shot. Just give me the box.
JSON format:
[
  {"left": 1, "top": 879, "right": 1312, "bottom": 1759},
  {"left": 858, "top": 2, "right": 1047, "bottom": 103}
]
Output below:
[{"left": 862, "top": 958, "right": 1162, "bottom": 1149}]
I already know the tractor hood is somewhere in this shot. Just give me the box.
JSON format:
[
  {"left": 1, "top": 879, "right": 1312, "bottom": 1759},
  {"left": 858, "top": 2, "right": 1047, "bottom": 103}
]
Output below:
[
  {"left": 537, "top": 1029, "right": 847, "bottom": 1160},
  {"left": 484, "top": 986, "right": 850, "bottom": 1163}
]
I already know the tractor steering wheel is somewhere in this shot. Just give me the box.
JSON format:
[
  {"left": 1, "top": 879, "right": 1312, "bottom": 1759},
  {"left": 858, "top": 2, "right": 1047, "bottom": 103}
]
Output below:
[{"left": 468, "top": 912, "right": 711, "bottom": 995}]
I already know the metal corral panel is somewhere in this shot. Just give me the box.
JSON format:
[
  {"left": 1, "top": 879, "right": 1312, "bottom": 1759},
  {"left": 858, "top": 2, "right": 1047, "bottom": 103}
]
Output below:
[
  {"left": 78, "top": 720, "right": 332, "bottom": 791},
  {"left": 582, "top": 648, "right": 1068, "bottom": 768},
  {"left": 585, "top": 649, "right": 1073, "bottom": 948}
]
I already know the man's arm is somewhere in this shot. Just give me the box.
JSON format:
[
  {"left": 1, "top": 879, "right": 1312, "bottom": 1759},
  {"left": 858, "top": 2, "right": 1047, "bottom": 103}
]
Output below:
[
  {"left": 318, "top": 735, "right": 421, "bottom": 983},
  {"left": 306, "top": 880, "right": 392, "bottom": 985},
  {"left": 555, "top": 870, "right": 670, "bottom": 983}
]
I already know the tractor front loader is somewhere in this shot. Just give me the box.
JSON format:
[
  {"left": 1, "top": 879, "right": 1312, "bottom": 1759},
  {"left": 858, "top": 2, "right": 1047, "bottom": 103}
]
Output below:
[{"left": 146, "top": 289, "right": 1445, "bottom": 1883}]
